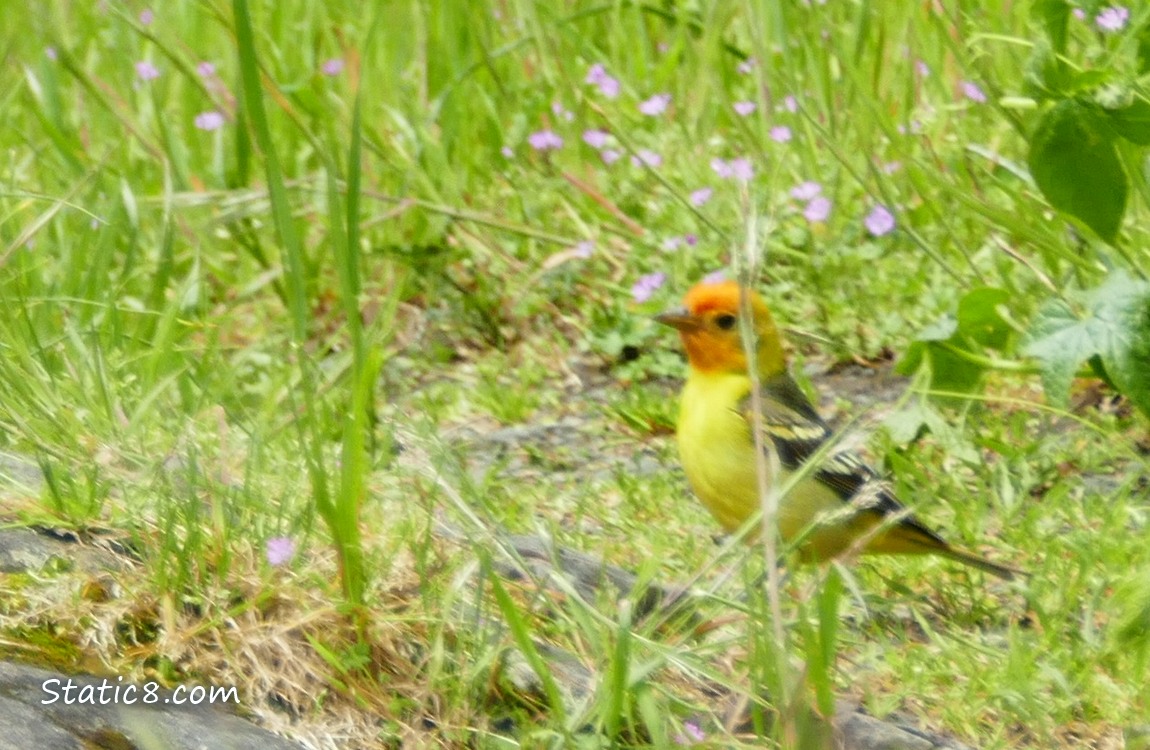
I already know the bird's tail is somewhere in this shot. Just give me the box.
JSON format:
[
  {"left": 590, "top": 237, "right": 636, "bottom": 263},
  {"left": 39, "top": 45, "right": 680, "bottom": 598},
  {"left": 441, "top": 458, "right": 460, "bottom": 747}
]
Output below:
[{"left": 939, "top": 546, "right": 1024, "bottom": 581}]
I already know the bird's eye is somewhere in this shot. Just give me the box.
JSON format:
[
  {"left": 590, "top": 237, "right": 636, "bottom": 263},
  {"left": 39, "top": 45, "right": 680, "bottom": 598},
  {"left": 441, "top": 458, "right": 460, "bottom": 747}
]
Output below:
[{"left": 715, "top": 314, "right": 737, "bottom": 330}]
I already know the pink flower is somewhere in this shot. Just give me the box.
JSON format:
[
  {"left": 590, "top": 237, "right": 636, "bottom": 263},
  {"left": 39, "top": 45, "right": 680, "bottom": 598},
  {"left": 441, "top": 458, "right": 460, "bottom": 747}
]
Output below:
[
  {"left": 1096, "top": 6, "right": 1130, "bottom": 31},
  {"left": 266, "top": 537, "right": 295, "bottom": 566},
  {"left": 733, "top": 101, "right": 756, "bottom": 116},
  {"left": 551, "top": 101, "right": 574, "bottom": 122},
  {"left": 662, "top": 236, "right": 683, "bottom": 251},
  {"left": 321, "top": 58, "right": 344, "bottom": 76},
  {"left": 674, "top": 719, "right": 706, "bottom": 745},
  {"left": 631, "top": 272, "right": 666, "bottom": 302},
  {"left": 1072, "top": 8, "right": 1087, "bottom": 20},
  {"left": 139, "top": 8, "right": 154, "bottom": 25},
  {"left": 864, "top": 205, "right": 896, "bottom": 236},
  {"left": 737, "top": 57, "right": 756, "bottom": 75},
  {"left": 194, "top": 111, "right": 225, "bottom": 131},
  {"left": 711, "top": 158, "right": 753, "bottom": 181},
  {"left": 586, "top": 63, "right": 621, "bottom": 98},
  {"left": 500, "top": 146, "right": 514, "bottom": 158},
  {"left": 582, "top": 129, "right": 610, "bottom": 148},
  {"left": 639, "top": 93, "right": 671, "bottom": 116},
  {"left": 803, "top": 196, "right": 832, "bottom": 223},
  {"left": 689, "top": 187, "right": 713, "bottom": 207},
  {"left": 769, "top": 125, "right": 792, "bottom": 143},
  {"left": 631, "top": 149, "right": 662, "bottom": 168},
  {"left": 729, "top": 158, "right": 753, "bottom": 181},
  {"left": 45, "top": 47, "right": 57, "bottom": 61},
  {"left": 881, "top": 161, "right": 903, "bottom": 174},
  {"left": 197, "top": 61, "right": 216, "bottom": 77},
  {"left": 601, "top": 149, "right": 622, "bottom": 164},
  {"left": 573, "top": 241, "right": 594, "bottom": 258},
  {"left": 135, "top": 60, "right": 160, "bottom": 81},
  {"left": 782, "top": 95, "right": 798, "bottom": 113},
  {"left": 702, "top": 270, "right": 727, "bottom": 284},
  {"left": 528, "top": 130, "right": 564, "bottom": 150},
  {"left": 915, "top": 60, "right": 930, "bottom": 77},
  {"left": 790, "top": 181, "right": 822, "bottom": 201},
  {"left": 960, "top": 81, "right": 987, "bottom": 103},
  {"left": 684, "top": 233, "right": 698, "bottom": 246}
]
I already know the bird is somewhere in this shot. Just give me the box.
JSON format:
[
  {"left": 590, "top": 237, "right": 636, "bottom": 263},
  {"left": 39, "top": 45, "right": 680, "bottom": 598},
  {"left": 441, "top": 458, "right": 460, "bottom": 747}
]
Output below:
[{"left": 655, "top": 278, "right": 1019, "bottom": 580}]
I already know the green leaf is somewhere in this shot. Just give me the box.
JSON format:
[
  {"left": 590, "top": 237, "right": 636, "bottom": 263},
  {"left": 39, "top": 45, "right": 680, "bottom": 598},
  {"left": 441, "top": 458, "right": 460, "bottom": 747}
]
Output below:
[
  {"left": 896, "top": 315, "right": 985, "bottom": 399},
  {"left": 1028, "top": 100, "right": 1128, "bottom": 244},
  {"left": 957, "top": 287, "right": 1012, "bottom": 350},
  {"left": 1104, "top": 97, "right": 1150, "bottom": 145},
  {"left": 1031, "top": 0, "right": 1071, "bottom": 53},
  {"left": 1023, "top": 40, "right": 1071, "bottom": 100},
  {"left": 1024, "top": 271, "right": 1150, "bottom": 416}
]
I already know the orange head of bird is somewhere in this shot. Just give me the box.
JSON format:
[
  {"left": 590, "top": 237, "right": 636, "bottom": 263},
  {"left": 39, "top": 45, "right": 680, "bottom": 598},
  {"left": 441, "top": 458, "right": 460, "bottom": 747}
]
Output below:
[{"left": 655, "top": 279, "right": 786, "bottom": 376}]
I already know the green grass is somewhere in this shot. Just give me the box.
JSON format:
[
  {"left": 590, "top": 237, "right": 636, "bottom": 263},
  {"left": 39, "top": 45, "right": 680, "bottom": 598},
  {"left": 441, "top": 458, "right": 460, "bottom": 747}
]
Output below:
[{"left": 2, "top": 0, "right": 1149, "bottom": 747}]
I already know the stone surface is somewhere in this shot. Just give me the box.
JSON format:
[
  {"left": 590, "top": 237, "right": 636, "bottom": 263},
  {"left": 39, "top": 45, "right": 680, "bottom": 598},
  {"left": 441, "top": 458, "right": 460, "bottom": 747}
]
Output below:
[{"left": 0, "top": 661, "right": 305, "bottom": 750}]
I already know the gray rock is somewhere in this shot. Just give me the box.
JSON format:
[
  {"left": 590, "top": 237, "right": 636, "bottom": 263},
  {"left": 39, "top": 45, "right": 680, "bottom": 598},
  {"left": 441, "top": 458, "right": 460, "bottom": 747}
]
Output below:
[{"left": 0, "top": 661, "right": 305, "bottom": 750}]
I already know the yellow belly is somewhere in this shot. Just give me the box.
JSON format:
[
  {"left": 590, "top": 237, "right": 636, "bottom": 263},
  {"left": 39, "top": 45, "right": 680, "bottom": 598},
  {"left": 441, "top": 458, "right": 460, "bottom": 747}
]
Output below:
[{"left": 675, "top": 372, "right": 882, "bottom": 560}]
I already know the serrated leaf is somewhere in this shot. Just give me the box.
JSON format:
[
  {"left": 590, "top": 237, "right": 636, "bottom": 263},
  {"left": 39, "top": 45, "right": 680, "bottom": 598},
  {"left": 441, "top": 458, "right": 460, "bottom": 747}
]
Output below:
[
  {"left": 1023, "top": 299, "right": 1089, "bottom": 407},
  {"left": 1024, "top": 271, "right": 1150, "bottom": 416},
  {"left": 1028, "top": 100, "right": 1128, "bottom": 243},
  {"left": 957, "top": 287, "right": 1012, "bottom": 349}
]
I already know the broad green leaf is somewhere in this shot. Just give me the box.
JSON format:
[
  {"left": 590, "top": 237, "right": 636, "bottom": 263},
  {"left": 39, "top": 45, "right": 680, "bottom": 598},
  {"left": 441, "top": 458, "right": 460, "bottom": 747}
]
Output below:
[
  {"left": 957, "top": 287, "right": 1012, "bottom": 349},
  {"left": 1031, "top": 0, "right": 1070, "bottom": 54},
  {"left": 1023, "top": 40, "right": 1071, "bottom": 100},
  {"left": 1024, "top": 271, "right": 1150, "bottom": 416},
  {"left": 1105, "top": 97, "right": 1150, "bottom": 145},
  {"left": 1028, "top": 100, "right": 1128, "bottom": 244},
  {"left": 896, "top": 315, "right": 985, "bottom": 399}
]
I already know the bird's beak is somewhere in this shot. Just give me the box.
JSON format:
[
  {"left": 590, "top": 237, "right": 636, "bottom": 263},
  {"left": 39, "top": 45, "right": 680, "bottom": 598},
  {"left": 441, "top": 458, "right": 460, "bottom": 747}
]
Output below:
[{"left": 654, "top": 306, "right": 699, "bottom": 331}]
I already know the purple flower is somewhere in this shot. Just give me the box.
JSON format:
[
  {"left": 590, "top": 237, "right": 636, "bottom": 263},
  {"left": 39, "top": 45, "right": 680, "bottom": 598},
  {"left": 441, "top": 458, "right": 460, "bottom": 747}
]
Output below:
[
  {"left": 631, "top": 149, "right": 662, "bottom": 168},
  {"left": 769, "top": 125, "right": 792, "bottom": 143},
  {"left": 135, "top": 60, "right": 160, "bottom": 81},
  {"left": 639, "top": 93, "right": 671, "bottom": 116},
  {"left": 674, "top": 719, "right": 706, "bottom": 745},
  {"left": 45, "top": 47, "right": 57, "bottom": 61},
  {"left": 737, "top": 57, "right": 756, "bottom": 75},
  {"left": 712, "top": 158, "right": 753, "bottom": 181},
  {"left": 1096, "top": 6, "right": 1130, "bottom": 31},
  {"left": 881, "top": 160, "right": 903, "bottom": 175},
  {"left": 803, "top": 196, "right": 832, "bottom": 223},
  {"left": 528, "top": 130, "right": 564, "bottom": 151},
  {"left": 582, "top": 129, "right": 610, "bottom": 148},
  {"left": 733, "top": 101, "right": 756, "bottom": 116},
  {"left": 573, "top": 241, "right": 594, "bottom": 258},
  {"left": 194, "top": 111, "right": 225, "bottom": 131},
  {"left": 1073, "top": 8, "right": 1087, "bottom": 20},
  {"left": 790, "top": 181, "right": 822, "bottom": 201},
  {"left": 139, "top": 8, "right": 154, "bottom": 25},
  {"left": 552, "top": 101, "right": 574, "bottom": 122},
  {"left": 601, "top": 149, "right": 622, "bottom": 164},
  {"left": 662, "top": 236, "right": 683, "bottom": 251},
  {"left": 702, "top": 269, "right": 727, "bottom": 284},
  {"left": 684, "top": 233, "right": 698, "bottom": 246},
  {"left": 631, "top": 272, "right": 666, "bottom": 303},
  {"left": 960, "top": 81, "right": 987, "bottom": 103},
  {"left": 864, "top": 205, "right": 896, "bottom": 236},
  {"left": 321, "top": 58, "right": 344, "bottom": 76},
  {"left": 782, "top": 95, "right": 798, "bottom": 113},
  {"left": 500, "top": 145, "right": 514, "bottom": 158},
  {"left": 197, "top": 61, "right": 216, "bottom": 78},
  {"left": 915, "top": 60, "right": 930, "bottom": 77},
  {"left": 689, "top": 187, "right": 713, "bottom": 207},
  {"left": 586, "top": 63, "right": 621, "bottom": 98},
  {"left": 266, "top": 537, "right": 295, "bottom": 566}
]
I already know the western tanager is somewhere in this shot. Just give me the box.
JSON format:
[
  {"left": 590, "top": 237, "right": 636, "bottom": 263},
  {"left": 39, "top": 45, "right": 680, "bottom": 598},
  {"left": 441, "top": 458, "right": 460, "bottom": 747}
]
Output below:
[{"left": 657, "top": 278, "right": 1018, "bottom": 580}]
